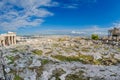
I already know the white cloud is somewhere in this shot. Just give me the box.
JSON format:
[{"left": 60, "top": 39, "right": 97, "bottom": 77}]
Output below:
[
  {"left": 64, "top": 5, "right": 78, "bottom": 9},
  {"left": 112, "top": 22, "right": 120, "bottom": 28},
  {"left": 70, "top": 25, "right": 109, "bottom": 36},
  {"left": 62, "top": 3, "right": 78, "bottom": 9},
  {"left": 61, "top": 0, "right": 97, "bottom": 9},
  {"left": 71, "top": 31, "right": 86, "bottom": 34},
  {"left": 0, "top": 0, "right": 58, "bottom": 31}
]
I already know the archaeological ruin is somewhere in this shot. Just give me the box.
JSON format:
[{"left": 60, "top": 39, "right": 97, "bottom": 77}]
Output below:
[
  {"left": 108, "top": 27, "right": 120, "bottom": 41},
  {"left": 0, "top": 32, "right": 16, "bottom": 46}
]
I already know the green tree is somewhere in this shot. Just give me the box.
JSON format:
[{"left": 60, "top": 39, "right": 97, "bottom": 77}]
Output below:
[{"left": 91, "top": 34, "right": 99, "bottom": 40}]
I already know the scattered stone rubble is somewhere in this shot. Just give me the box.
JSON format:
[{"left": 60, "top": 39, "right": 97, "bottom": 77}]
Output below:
[{"left": 0, "top": 36, "right": 120, "bottom": 80}]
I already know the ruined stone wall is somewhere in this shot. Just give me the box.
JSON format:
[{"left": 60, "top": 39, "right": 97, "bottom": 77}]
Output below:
[{"left": 108, "top": 28, "right": 120, "bottom": 41}]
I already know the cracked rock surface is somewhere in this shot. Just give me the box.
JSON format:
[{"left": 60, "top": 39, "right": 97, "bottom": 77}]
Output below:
[{"left": 0, "top": 36, "right": 120, "bottom": 80}]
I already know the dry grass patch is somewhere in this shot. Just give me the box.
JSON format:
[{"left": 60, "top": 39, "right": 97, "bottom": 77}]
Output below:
[
  {"left": 51, "top": 54, "right": 94, "bottom": 64},
  {"left": 32, "top": 49, "right": 43, "bottom": 55}
]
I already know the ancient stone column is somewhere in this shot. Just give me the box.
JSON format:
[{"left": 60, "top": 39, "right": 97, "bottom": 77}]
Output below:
[
  {"left": 11, "top": 36, "right": 14, "bottom": 45},
  {"left": 8, "top": 36, "right": 11, "bottom": 45},
  {"left": 0, "top": 40, "right": 1, "bottom": 46},
  {"left": 13, "top": 36, "right": 16, "bottom": 44},
  {"left": 13, "top": 36, "right": 14, "bottom": 44},
  {"left": 9, "top": 36, "right": 12, "bottom": 45},
  {"left": 1, "top": 40, "right": 5, "bottom": 46},
  {"left": 15, "top": 36, "right": 16, "bottom": 44}
]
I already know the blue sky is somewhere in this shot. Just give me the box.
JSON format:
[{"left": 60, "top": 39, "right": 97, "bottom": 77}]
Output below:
[{"left": 0, "top": 0, "right": 120, "bottom": 35}]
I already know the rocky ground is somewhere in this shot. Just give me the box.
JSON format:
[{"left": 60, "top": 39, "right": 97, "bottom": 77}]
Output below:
[{"left": 0, "top": 36, "right": 120, "bottom": 80}]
